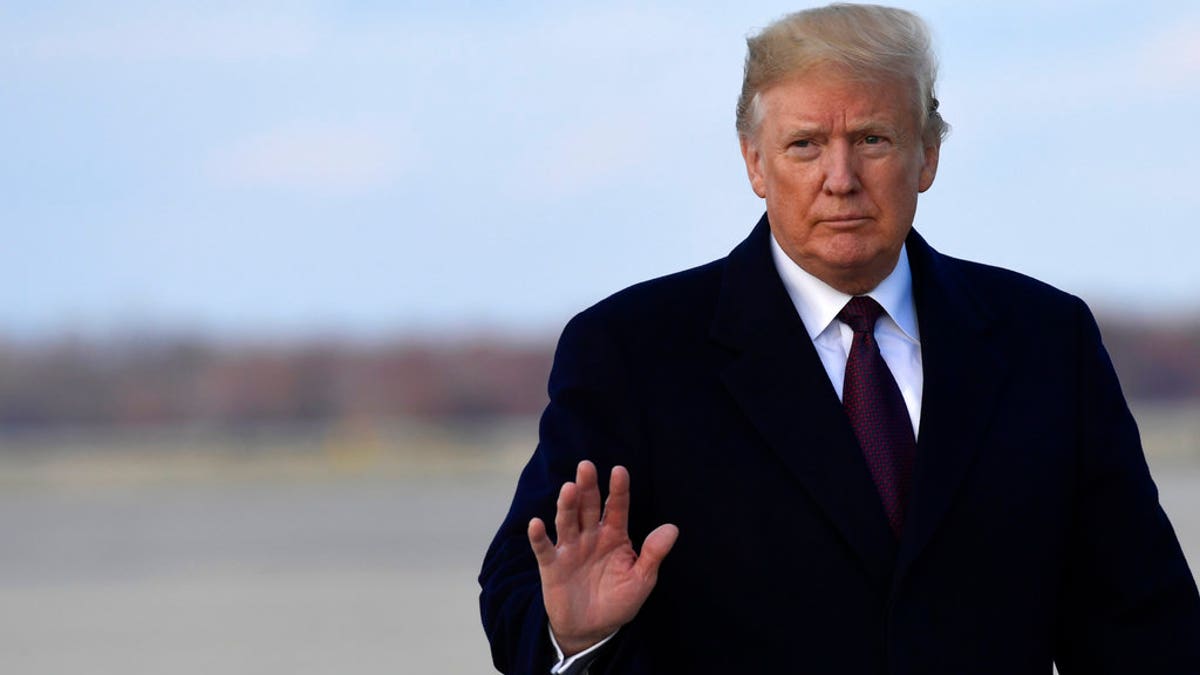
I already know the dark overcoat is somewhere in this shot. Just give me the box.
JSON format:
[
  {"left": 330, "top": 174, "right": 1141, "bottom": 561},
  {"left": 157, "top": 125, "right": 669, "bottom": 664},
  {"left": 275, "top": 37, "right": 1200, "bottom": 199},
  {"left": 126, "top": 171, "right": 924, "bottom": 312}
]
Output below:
[{"left": 480, "top": 217, "right": 1200, "bottom": 674}]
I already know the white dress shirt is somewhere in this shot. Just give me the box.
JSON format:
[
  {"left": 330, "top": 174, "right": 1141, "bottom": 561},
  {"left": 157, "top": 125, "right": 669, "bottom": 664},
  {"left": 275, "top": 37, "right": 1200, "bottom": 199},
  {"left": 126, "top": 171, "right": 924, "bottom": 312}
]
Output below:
[
  {"left": 548, "top": 233, "right": 925, "bottom": 674},
  {"left": 769, "top": 233, "right": 923, "bottom": 435}
]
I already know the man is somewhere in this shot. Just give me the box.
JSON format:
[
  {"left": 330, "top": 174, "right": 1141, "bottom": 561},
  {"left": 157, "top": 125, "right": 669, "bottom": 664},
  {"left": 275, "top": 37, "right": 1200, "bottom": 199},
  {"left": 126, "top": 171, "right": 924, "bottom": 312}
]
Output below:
[{"left": 479, "top": 4, "right": 1200, "bottom": 673}]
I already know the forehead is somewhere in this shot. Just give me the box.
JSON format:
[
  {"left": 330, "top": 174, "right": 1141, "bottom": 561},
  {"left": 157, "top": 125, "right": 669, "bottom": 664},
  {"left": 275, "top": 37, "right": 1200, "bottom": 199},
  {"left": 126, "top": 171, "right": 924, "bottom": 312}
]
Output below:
[{"left": 758, "top": 65, "right": 920, "bottom": 131}]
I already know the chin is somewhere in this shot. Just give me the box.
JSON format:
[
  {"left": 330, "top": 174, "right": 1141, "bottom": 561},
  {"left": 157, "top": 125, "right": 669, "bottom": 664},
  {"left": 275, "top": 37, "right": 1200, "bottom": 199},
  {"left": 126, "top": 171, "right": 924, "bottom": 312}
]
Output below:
[
  {"left": 817, "top": 238, "right": 882, "bottom": 268},
  {"left": 813, "top": 243, "right": 898, "bottom": 291}
]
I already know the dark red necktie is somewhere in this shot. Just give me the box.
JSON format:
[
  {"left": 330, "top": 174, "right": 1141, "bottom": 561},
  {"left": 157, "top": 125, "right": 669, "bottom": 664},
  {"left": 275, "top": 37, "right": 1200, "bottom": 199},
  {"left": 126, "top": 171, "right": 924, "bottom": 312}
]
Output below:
[{"left": 838, "top": 296, "right": 916, "bottom": 538}]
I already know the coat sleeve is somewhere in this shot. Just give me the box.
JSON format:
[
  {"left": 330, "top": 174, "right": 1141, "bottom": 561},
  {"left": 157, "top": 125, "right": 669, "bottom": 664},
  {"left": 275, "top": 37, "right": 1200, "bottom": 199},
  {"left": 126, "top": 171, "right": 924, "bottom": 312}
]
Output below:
[
  {"left": 478, "top": 309, "right": 649, "bottom": 674},
  {"left": 1054, "top": 298, "right": 1200, "bottom": 672}
]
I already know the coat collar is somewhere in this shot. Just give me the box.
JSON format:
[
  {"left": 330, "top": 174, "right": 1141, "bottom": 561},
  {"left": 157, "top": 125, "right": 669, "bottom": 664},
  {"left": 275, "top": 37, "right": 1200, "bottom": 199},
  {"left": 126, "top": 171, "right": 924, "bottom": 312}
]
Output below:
[
  {"left": 711, "top": 215, "right": 1010, "bottom": 590},
  {"left": 712, "top": 215, "right": 898, "bottom": 589},
  {"left": 896, "top": 227, "right": 1009, "bottom": 586}
]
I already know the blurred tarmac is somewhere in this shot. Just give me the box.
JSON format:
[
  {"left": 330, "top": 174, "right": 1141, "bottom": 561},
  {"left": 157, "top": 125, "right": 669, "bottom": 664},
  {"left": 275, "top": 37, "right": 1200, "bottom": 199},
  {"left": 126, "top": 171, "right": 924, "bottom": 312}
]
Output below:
[{"left": 0, "top": 408, "right": 1197, "bottom": 674}]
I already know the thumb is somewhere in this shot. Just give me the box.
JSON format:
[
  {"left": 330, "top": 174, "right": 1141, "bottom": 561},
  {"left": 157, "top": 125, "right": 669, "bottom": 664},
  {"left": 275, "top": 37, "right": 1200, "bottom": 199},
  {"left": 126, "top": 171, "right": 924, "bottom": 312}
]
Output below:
[{"left": 634, "top": 523, "right": 679, "bottom": 581}]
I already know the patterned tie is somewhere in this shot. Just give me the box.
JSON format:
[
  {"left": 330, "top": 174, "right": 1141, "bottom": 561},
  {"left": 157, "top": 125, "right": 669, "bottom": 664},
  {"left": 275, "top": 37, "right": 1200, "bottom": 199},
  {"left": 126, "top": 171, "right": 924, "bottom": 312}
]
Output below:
[{"left": 837, "top": 296, "right": 916, "bottom": 538}]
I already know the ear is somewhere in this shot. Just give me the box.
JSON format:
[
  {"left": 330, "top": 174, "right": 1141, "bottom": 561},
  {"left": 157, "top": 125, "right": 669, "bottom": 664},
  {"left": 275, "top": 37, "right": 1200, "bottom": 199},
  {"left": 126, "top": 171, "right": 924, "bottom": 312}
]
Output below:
[
  {"left": 918, "top": 141, "right": 940, "bottom": 193},
  {"left": 739, "top": 134, "right": 767, "bottom": 198}
]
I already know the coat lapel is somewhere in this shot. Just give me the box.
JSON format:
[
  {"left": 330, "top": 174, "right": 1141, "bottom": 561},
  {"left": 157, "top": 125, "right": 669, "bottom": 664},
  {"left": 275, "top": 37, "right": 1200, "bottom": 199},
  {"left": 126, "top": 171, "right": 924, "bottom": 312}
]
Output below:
[
  {"left": 894, "top": 231, "right": 1010, "bottom": 584},
  {"left": 711, "top": 216, "right": 898, "bottom": 590}
]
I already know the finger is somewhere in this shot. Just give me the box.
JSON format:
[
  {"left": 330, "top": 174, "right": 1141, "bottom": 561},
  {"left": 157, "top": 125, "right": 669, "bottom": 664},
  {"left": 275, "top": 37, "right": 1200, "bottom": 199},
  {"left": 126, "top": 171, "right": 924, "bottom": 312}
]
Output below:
[
  {"left": 601, "top": 465, "right": 630, "bottom": 534},
  {"left": 527, "top": 517, "right": 556, "bottom": 565},
  {"left": 576, "top": 460, "right": 602, "bottom": 531},
  {"left": 633, "top": 523, "right": 679, "bottom": 581},
  {"left": 554, "top": 481, "right": 580, "bottom": 544}
]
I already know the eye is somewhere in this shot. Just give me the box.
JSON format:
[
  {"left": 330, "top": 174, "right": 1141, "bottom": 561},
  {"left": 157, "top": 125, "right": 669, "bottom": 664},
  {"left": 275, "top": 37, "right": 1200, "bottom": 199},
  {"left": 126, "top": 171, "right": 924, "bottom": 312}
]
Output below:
[
  {"left": 863, "top": 135, "right": 883, "bottom": 145},
  {"left": 785, "top": 138, "right": 820, "bottom": 159}
]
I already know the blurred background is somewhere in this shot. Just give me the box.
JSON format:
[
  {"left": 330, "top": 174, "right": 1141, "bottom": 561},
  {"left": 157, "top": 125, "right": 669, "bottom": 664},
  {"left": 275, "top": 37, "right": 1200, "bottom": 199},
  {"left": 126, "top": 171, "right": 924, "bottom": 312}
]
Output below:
[{"left": 1, "top": 1, "right": 1197, "bottom": 672}]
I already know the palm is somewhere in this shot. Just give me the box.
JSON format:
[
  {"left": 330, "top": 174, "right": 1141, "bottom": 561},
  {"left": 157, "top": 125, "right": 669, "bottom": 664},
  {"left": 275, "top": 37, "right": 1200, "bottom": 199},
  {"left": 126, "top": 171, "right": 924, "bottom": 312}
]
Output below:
[
  {"left": 543, "top": 512, "right": 645, "bottom": 632},
  {"left": 528, "top": 462, "right": 678, "bottom": 656}
]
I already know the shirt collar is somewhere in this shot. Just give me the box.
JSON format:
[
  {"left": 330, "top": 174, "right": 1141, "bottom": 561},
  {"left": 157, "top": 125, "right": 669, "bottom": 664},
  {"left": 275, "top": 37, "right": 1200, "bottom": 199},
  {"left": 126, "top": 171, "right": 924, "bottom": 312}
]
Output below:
[{"left": 769, "top": 232, "right": 920, "bottom": 344}]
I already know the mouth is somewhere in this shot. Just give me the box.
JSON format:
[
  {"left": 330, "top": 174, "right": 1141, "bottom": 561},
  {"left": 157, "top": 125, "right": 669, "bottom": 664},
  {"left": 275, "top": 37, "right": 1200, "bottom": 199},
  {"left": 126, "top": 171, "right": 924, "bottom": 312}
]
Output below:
[{"left": 819, "top": 216, "right": 872, "bottom": 228}]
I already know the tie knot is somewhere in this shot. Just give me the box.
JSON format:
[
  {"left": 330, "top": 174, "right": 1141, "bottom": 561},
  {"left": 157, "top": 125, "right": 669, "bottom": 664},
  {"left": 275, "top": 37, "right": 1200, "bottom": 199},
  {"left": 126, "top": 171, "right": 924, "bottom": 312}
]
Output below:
[{"left": 837, "top": 296, "right": 886, "bottom": 334}]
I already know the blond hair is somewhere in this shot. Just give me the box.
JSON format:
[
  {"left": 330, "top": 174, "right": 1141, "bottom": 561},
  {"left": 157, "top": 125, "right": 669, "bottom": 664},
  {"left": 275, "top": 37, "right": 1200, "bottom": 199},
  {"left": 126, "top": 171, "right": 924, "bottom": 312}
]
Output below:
[{"left": 736, "top": 3, "right": 948, "bottom": 143}]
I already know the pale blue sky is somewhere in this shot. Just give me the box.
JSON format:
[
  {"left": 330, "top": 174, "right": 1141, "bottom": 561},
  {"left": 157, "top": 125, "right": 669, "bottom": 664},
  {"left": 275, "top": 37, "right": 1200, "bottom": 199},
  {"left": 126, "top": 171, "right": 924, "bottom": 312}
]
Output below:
[{"left": 3, "top": 1, "right": 1198, "bottom": 338}]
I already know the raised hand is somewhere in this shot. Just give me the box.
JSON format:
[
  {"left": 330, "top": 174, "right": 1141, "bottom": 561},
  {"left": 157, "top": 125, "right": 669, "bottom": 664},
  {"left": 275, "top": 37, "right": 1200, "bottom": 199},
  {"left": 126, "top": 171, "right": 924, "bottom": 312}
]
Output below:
[{"left": 527, "top": 460, "right": 679, "bottom": 657}]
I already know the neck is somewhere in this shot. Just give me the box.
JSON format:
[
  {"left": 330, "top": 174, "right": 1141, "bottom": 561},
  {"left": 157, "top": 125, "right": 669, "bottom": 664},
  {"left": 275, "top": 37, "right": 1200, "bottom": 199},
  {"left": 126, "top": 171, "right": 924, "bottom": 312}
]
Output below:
[{"left": 800, "top": 259, "right": 898, "bottom": 296}]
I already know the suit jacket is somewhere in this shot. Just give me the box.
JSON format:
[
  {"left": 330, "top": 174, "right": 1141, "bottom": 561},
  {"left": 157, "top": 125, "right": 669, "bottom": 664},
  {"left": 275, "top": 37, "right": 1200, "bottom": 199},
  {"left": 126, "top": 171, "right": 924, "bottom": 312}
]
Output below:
[{"left": 479, "top": 216, "right": 1200, "bottom": 674}]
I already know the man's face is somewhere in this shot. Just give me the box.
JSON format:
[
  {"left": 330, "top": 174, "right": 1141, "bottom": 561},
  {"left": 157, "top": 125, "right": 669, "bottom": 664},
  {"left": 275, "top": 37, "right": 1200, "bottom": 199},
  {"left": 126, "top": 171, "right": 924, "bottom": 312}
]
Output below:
[{"left": 739, "top": 64, "right": 939, "bottom": 295}]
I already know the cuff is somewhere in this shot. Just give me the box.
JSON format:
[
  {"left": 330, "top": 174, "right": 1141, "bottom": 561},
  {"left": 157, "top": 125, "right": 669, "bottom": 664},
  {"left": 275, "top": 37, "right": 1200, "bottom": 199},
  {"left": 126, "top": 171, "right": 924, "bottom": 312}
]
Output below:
[{"left": 548, "top": 626, "right": 617, "bottom": 674}]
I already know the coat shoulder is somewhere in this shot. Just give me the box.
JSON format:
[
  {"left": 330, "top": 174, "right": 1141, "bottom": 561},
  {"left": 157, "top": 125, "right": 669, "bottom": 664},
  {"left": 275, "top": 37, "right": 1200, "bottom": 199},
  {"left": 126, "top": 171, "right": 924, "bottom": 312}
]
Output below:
[
  {"left": 937, "top": 250, "right": 1088, "bottom": 320},
  {"left": 566, "top": 256, "right": 728, "bottom": 340}
]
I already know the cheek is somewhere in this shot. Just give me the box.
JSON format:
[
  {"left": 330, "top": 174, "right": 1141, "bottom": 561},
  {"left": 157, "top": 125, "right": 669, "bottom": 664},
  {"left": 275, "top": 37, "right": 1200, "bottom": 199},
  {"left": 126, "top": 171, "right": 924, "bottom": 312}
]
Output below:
[
  {"left": 765, "top": 188, "right": 816, "bottom": 231},
  {"left": 765, "top": 198, "right": 818, "bottom": 252},
  {"left": 765, "top": 166, "right": 817, "bottom": 205},
  {"left": 875, "top": 164, "right": 924, "bottom": 208}
]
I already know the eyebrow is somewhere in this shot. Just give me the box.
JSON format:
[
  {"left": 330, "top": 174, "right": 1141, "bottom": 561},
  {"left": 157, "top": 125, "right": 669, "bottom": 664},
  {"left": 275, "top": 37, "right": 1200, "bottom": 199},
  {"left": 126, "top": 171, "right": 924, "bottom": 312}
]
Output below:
[
  {"left": 780, "top": 119, "right": 906, "bottom": 142},
  {"left": 781, "top": 125, "right": 826, "bottom": 142},
  {"left": 846, "top": 120, "right": 903, "bottom": 137}
]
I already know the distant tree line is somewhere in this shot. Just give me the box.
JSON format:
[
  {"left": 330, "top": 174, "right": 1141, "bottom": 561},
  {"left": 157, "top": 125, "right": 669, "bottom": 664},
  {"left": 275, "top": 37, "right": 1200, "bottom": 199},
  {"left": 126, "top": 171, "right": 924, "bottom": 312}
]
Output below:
[
  {"left": 0, "top": 336, "right": 552, "bottom": 431},
  {"left": 0, "top": 317, "right": 1196, "bottom": 432}
]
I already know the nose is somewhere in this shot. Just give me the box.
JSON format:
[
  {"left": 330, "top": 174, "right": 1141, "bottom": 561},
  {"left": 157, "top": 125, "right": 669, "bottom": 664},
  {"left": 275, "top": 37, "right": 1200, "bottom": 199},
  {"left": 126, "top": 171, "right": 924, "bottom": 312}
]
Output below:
[{"left": 821, "top": 141, "right": 861, "bottom": 195}]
